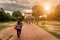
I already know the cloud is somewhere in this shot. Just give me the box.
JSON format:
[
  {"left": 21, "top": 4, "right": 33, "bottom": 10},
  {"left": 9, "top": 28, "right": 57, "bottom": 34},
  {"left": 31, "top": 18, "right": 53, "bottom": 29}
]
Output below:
[
  {"left": 0, "top": 3, "right": 31, "bottom": 12},
  {"left": 0, "top": 0, "right": 32, "bottom": 11},
  {"left": 0, "top": 0, "right": 60, "bottom": 12}
]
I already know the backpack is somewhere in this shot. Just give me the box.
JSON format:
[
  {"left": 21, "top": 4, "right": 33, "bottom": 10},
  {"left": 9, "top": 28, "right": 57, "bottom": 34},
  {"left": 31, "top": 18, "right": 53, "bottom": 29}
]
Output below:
[{"left": 14, "top": 24, "right": 17, "bottom": 29}]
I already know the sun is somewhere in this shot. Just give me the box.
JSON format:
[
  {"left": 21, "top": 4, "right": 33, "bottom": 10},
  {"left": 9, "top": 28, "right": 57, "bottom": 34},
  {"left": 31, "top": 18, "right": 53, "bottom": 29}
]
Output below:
[
  {"left": 44, "top": 5, "right": 51, "bottom": 11},
  {"left": 43, "top": 3, "right": 51, "bottom": 12},
  {"left": 43, "top": 3, "right": 52, "bottom": 14}
]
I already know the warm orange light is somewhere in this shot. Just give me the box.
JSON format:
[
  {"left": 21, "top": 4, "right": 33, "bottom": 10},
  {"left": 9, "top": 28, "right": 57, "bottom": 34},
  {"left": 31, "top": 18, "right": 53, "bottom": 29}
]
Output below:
[
  {"left": 44, "top": 4, "right": 51, "bottom": 12},
  {"left": 43, "top": 3, "right": 51, "bottom": 14}
]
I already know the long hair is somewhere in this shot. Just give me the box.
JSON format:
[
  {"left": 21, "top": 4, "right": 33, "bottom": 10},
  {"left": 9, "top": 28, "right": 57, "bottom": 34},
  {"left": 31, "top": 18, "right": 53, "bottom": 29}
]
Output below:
[{"left": 17, "top": 20, "right": 20, "bottom": 25}]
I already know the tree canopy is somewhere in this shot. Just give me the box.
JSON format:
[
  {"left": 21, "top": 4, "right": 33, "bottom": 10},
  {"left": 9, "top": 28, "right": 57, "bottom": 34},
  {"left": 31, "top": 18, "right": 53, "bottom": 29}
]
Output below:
[
  {"left": 32, "top": 5, "right": 44, "bottom": 21},
  {"left": 47, "top": 5, "right": 60, "bottom": 21},
  {"left": 12, "top": 10, "right": 24, "bottom": 21},
  {"left": 0, "top": 8, "right": 24, "bottom": 22}
]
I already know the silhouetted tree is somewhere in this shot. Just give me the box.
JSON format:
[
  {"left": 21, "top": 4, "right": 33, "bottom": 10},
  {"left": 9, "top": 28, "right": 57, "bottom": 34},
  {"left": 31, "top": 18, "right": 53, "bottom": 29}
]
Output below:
[
  {"left": 47, "top": 5, "right": 60, "bottom": 21},
  {"left": 54, "top": 5, "right": 60, "bottom": 21},
  {"left": 32, "top": 5, "right": 44, "bottom": 21},
  {"left": 12, "top": 10, "right": 24, "bottom": 21}
]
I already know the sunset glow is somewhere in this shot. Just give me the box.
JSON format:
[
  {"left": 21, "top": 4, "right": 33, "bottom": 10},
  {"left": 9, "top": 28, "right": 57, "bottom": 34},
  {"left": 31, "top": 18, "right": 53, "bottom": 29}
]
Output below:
[{"left": 44, "top": 5, "right": 51, "bottom": 11}]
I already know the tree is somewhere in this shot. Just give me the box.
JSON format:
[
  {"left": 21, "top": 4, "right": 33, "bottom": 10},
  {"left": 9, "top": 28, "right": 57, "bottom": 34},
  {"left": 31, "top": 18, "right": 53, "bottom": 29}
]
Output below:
[
  {"left": 0, "top": 8, "right": 12, "bottom": 22},
  {"left": 5, "top": 12, "right": 11, "bottom": 21},
  {"left": 54, "top": 5, "right": 60, "bottom": 21},
  {"left": 0, "top": 8, "right": 6, "bottom": 22},
  {"left": 12, "top": 10, "right": 24, "bottom": 21},
  {"left": 32, "top": 5, "right": 44, "bottom": 21},
  {"left": 0, "top": 8, "right": 24, "bottom": 22},
  {"left": 47, "top": 5, "right": 60, "bottom": 21}
]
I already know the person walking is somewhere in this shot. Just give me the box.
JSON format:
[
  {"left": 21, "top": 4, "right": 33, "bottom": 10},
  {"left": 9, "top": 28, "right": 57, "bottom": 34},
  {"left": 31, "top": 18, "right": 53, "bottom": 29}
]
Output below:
[{"left": 14, "top": 20, "right": 22, "bottom": 38}]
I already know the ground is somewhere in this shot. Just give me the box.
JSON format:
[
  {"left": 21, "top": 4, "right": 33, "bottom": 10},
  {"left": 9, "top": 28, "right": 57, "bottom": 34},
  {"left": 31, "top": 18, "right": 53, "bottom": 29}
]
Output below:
[
  {"left": 10, "top": 22, "right": 58, "bottom": 40},
  {"left": 0, "top": 22, "right": 16, "bottom": 40},
  {"left": 38, "top": 21, "right": 60, "bottom": 39},
  {"left": 0, "top": 21, "right": 59, "bottom": 40}
]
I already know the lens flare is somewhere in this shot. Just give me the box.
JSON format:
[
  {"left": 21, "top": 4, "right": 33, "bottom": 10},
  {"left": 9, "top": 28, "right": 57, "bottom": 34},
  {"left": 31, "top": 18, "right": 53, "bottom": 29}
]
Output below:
[{"left": 44, "top": 5, "right": 50, "bottom": 11}]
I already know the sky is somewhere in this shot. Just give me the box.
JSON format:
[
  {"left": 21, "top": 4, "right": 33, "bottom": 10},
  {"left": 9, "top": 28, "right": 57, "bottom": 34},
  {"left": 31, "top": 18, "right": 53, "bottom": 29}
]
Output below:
[{"left": 0, "top": 0, "right": 60, "bottom": 13}]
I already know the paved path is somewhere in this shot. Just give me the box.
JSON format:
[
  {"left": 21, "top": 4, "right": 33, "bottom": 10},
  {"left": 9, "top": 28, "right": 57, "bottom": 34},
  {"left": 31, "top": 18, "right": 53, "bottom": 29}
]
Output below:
[
  {"left": 10, "top": 23, "right": 59, "bottom": 40},
  {"left": 0, "top": 27, "right": 15, "bottom": 40},
  {"left": 0, "top": 23, "right": 16, "bottom": 40}
]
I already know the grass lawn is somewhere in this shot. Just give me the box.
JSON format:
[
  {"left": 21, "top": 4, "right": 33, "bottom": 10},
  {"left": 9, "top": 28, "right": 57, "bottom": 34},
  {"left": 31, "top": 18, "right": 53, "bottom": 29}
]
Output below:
[
  {"left": 0, "top": 25, "right": 7, "bottom": 30},
  {"left": 38, "top": 21, "right": 60, "bottom": 39},
  {"left": 48, "top": 31, "right": 60, "bottom": 39},
  {"left": 44, "top": 21, "right": 60, "bottom": 26},
  {"left": 51, "top": 24, "right": 60, "bottom": 26},
  {"left": 0, "top": 22, "right": 16, "bottom": 31}
]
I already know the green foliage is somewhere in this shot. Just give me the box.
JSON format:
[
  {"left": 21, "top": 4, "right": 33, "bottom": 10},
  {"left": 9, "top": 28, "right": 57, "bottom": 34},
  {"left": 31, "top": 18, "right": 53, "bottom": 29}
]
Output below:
[
  {"left": 0, "top": 8, "right": 24, "bottom": 22},
  {"left": 0, "top": 25, "right": 7, "bottom": 30},
  {"left": 5, "top": 12, "right": 11, "bottom": 21},
  {"left": 12, "top": 10, "right": 24, "bottom": 21},
  {"left": 48, "top": 31, "right": 60, "bottom": 39},
  {"left": 0, "top": 8, "right": 10, "bottom": 22},
  {"left": 12, "top": 10, "right": 22, "bottom": 17}
]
